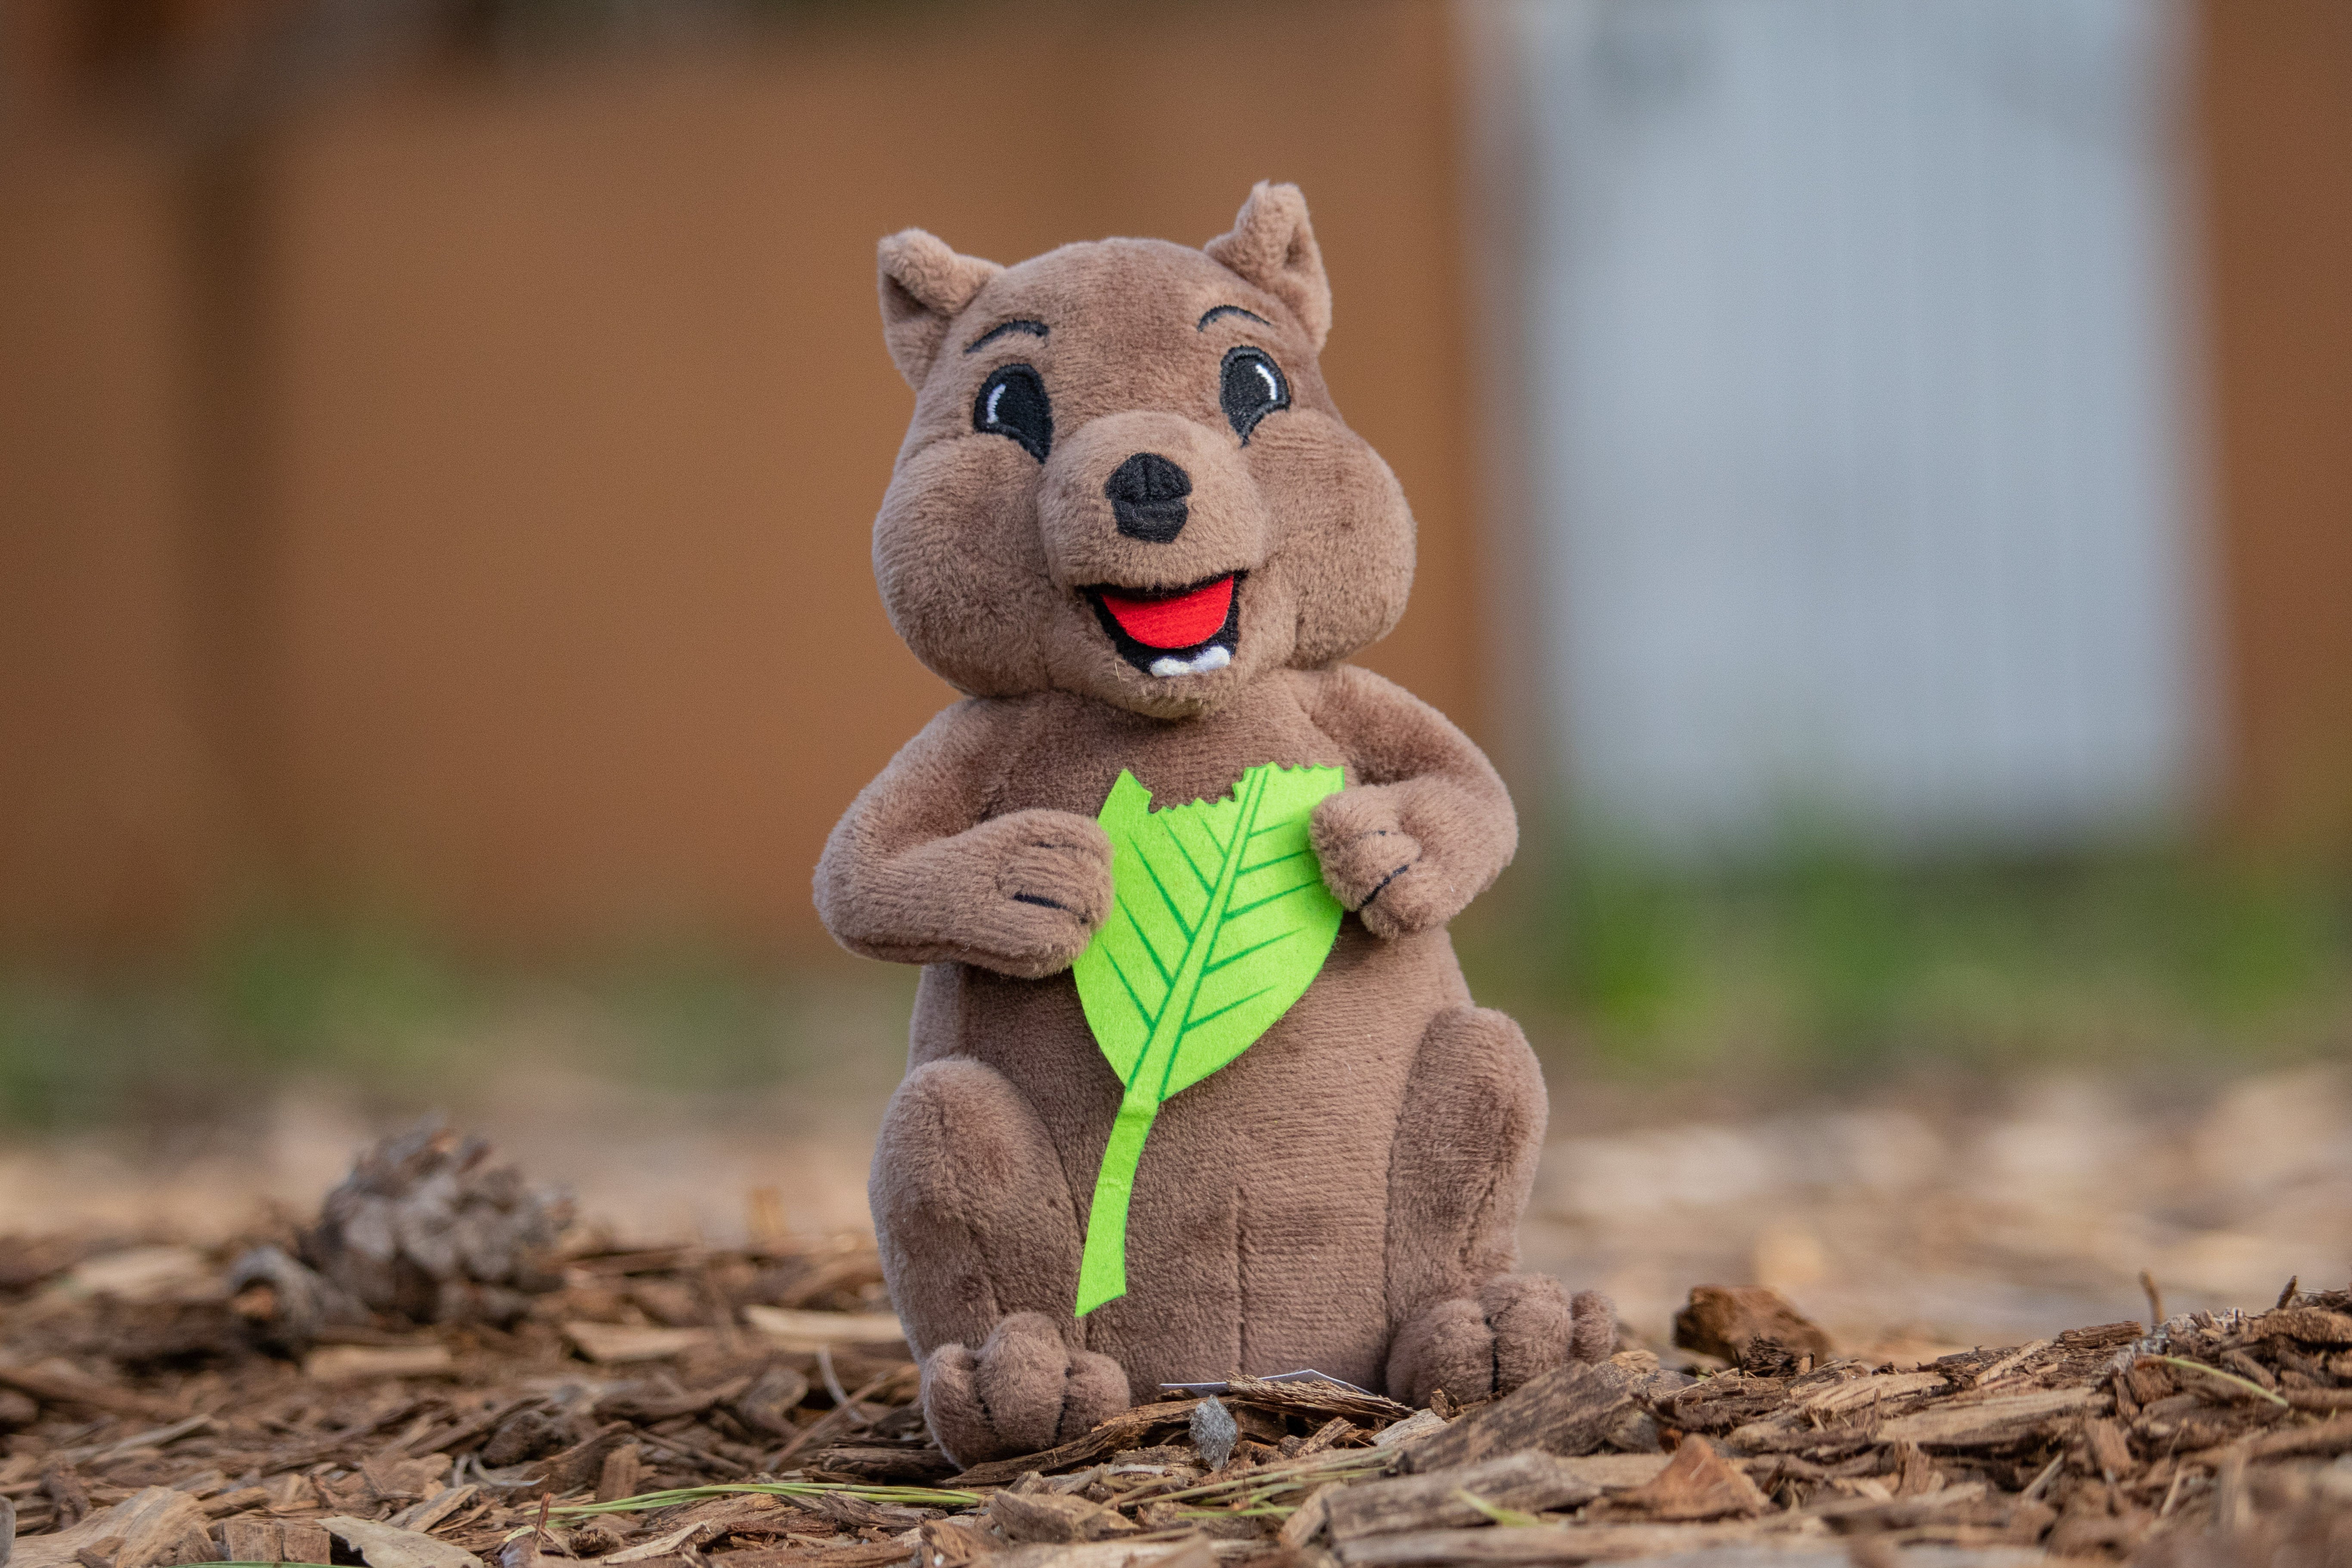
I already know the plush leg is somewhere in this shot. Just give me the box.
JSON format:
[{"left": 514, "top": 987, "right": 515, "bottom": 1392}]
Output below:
[
  {"left": 868, "top": 1057, "right": 1130, "bottom": 1464},
  {"left": 1380, "top": 1006, "right": 1614, "bottom": 1406}
]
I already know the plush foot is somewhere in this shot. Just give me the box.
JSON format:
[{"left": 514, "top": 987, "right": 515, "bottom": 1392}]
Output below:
[
  {"left": 1388, "top": 1276, "right": 1614, "bottom": 1408},
  {"left": 919, "top": 1311, "right": 1131, "bottom": 1466}
]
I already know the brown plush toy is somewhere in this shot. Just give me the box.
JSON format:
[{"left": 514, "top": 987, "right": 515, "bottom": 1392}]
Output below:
[{"left": 817, "top": 183, "right": 1612, "bottom": 1466}]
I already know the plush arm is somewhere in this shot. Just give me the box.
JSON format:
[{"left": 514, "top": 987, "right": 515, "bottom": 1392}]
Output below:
[
  {"left": 815, "top": 703, "right": 1113, "bottom": 978},
  {"left": 1305, "top": 666, "right": 1518, "bottom": 939}
]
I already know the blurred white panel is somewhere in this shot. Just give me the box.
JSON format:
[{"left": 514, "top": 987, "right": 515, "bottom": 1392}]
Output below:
[{"left": 1513, "top": 0, "right": 2206, "bottom": 847}]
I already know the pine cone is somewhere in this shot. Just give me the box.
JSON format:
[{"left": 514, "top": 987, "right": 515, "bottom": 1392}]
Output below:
[
  {"left": 301, "top": 1118, "right": 573, "bottom": 1324},
  {"left": 226, "top": 1241, "right": 367, "bottom": 1343}
]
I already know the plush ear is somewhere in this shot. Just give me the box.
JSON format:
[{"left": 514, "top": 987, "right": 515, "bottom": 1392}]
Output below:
[
  {"left": 1204, "top": 182, "right": 1332, "bottom": 351},
  {"left": 877, "top": 229, "right": 1003, "bottom": 387}
]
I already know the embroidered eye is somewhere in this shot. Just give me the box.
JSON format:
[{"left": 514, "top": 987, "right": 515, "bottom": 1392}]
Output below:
[
  {"left": 973, "top": 364, "right": 1052, "bottom": 462},
  {"left": 1219, "top": 346, "right": 1289, "bottom": 443}
]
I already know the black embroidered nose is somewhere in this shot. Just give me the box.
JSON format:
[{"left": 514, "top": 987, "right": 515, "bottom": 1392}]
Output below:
[{"left": 1105, "top": 452, "right": 1192, "bottom": 542}]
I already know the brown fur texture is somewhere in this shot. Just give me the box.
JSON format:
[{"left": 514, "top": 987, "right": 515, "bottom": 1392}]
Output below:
[{"left": 819, "top": 185, "right": 1611, "bottom": 1464}]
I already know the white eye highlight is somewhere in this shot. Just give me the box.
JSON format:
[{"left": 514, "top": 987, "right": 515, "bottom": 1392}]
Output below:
[
  {"left": 1218, "top": 345, "right": 1290, "bottom": 443},
  {"left": 971, "top": 363, "right": 1053, "bottom": 461}
]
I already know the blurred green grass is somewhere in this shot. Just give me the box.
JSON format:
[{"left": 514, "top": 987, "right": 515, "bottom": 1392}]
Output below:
[
  {"left": 2, "top": 834, "right": 2346, "bottom": 1128},
  {"left": 1457, "top": 827, "right": 2352, "bottom": 1094},
  {"left": 0, "top": 920, "right": 914, "bottom": 1129}
]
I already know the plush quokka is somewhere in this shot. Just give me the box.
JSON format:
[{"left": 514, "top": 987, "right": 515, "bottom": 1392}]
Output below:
[{"left": 818, "top": 184, "right": 1612, "bottom": 1466}]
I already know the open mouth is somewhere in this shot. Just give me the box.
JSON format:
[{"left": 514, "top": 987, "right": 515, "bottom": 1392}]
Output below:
[{"left": 1086, "top": 573, "right": 1242, "bottom": 679}]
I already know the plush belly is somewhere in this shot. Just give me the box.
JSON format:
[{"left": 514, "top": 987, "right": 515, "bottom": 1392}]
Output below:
[{"left": 911, "top": 921, "right": 1469, "bottom": 1391}]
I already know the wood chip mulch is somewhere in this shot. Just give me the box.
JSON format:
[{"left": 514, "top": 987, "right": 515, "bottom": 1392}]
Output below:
[{"left": 4, "top": 1157, "right": 2349, "bottom": 1568}]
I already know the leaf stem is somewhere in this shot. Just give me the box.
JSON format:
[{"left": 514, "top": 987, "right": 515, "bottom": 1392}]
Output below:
[{"left": 1076, "top": 1093, "right": 1160, "bottom": 1314}]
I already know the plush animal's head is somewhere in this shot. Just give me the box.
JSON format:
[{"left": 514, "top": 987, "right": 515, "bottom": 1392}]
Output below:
[{"left": 869, "top": 183, "right": 1414, "bottom": 719}]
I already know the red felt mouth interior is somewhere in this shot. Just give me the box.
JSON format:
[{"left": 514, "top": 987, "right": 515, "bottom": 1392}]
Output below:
[{"left": 1097, "top": 575, "right": 1235, "bottom": 650}]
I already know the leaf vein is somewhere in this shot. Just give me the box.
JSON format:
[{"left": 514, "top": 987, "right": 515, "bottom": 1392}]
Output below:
[
  {"left": 1103, "top": 949, "right": 1154, "bottom": 1034},
  {"left": 1182, "top": 984, "right": 1277, "bottom": 1035},
  {"left": 1203, "top": 929, "right": 1298, "bottom": 975},
  {"left": 1166, "top": 824, "right": 1215, "bottom": 892},
  {"left": 1116, "top": 895, "right": 1173, "bottom": 985},
  {"left": 1223, "top": 877, "right": 1325, "bottom": 921},
  {"left": 1137, "top": 854, "right": 1196, "bottom": 942},
  {"left": 1240, "top": 847, "right": 1314, "bottom": 876}
]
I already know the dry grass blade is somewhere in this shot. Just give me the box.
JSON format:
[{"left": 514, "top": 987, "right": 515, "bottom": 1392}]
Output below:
[
  {"left": 1148, "top": 1447, "right": 1397, "bottom": 1510},
  {"left": 2147, "top": 1354, "right": 2291, "bottom": 1407},
  {"left": 553, "top": 1481, "right": 984, "bottom": 1514},
  {"left": 1452, "top": 1490, "right": 1548, "bottom": 1528}
]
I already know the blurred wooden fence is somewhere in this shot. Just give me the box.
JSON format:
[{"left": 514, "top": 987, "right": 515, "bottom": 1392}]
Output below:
[
  {"left": 0, "top": 1, "right": 1487, "bottom": 957},
  {"left": 2, "top": 0, "right": 2347, "bottom": 962}
]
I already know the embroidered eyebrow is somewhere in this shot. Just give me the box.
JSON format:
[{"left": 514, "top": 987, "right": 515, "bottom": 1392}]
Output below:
[
  {"left": 1197, "top": 304, "right": 1271, "bottom": 331},
  {"left": 965, "top": 319, "right": 1049, "bottom": 353}
]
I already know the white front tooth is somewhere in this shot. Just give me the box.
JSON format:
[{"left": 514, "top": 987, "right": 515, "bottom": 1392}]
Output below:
[{"left": 1147, "top": 644, "right": 1232, "bottom": 679}]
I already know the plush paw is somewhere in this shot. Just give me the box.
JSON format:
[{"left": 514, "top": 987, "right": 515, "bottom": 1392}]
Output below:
[
  {"left": 1387, "top": 1277, "right": 1614, "bottom": 1408},
  {"left": 1310, "top": 787, "right": 1452, "bottom": 939},
  {"left": 967, "top": 809, "right": 1116, "bottom": 976},
  {"left": 919, "top": 1312, "right": 1131, "bottom": 1466}
]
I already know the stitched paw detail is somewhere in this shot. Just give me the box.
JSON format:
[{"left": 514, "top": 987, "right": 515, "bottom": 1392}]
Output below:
[
  {"left": 1311, "top": 795, "right": 1423, "bottom": 911},
  {"left": 918, "top": 1312, "right": 1130, "bottom": 1466},
  {"left": 974, "top": 810, "right": 1115, "bottom": 974},
  {"left": 1388, "top": 1277, "right": 1614, "bottom": 1407},
  {"left": 1308, "top": 790, "right": 1470, "bottom": 938}
]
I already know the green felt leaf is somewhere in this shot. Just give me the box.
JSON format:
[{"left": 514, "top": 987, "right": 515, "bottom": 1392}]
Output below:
[{"left": 1070, "top": 762, "right": 1346, "bottom": 1315}]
